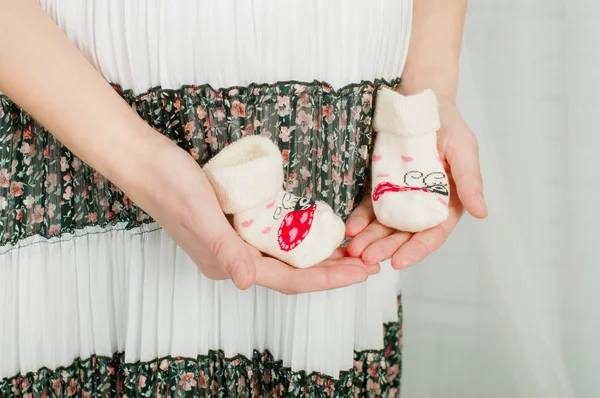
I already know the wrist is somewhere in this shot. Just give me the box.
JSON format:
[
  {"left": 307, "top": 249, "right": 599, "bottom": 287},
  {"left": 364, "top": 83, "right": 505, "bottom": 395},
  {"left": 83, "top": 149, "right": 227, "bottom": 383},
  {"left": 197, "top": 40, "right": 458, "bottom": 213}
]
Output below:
[{"left": 398, "top": 64, "right": 459, "bottom": 104}]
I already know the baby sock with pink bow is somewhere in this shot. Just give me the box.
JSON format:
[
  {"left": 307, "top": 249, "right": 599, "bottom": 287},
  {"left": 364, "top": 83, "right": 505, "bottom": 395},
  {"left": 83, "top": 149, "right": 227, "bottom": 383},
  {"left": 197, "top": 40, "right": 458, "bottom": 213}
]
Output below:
[
  {"left": 370, "top": 88, "right": 450, "bottom": 232},
  {"left": 203, "top": 135, "right": 346, "bottom": 268}
]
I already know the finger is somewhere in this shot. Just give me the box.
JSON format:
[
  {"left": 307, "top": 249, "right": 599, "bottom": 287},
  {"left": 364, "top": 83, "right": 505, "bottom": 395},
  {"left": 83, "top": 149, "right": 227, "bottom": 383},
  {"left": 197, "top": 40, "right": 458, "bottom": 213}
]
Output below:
[
  {"left": 346, "top": 220, "right": 395, "bottom": 259},
  {"left": 255, "top": 258, "right": 369, "bottom": 294},
  {"left": 318, "top": 254, "right": 381, "bottom": 275},
  {"left": 361, "top": 231, "right": 412, "bottom": 264},
  {"left": 446, "top": 131, "right": 488, "bottom": 219},
  {"left": 345, "top": 198, "right": 376, "bottom": 237},
  {"left": 209, "top": 223, "right": 257, "bottom": 290},
  {"left": 391, "top": 208, "right": 460, "bottom": 269}
]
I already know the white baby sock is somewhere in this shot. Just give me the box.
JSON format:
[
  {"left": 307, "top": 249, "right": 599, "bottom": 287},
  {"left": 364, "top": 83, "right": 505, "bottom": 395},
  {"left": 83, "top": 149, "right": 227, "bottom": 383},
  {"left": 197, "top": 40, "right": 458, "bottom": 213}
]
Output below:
[
  {"left": 370, "top": 88, "right": 450, "bottom": 232},
  {"left": 203, "top": 135, "right": 346, "bottom": 268}
]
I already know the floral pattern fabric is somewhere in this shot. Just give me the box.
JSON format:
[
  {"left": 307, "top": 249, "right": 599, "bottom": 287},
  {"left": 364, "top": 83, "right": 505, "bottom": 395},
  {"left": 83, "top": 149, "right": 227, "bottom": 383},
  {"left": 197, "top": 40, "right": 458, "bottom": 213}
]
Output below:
[
  {"left": 1, "top": 298, "right": 402, "bottom": 398},
  {"left": 0, "top": 79, "right": 399, "bottom": 247}
]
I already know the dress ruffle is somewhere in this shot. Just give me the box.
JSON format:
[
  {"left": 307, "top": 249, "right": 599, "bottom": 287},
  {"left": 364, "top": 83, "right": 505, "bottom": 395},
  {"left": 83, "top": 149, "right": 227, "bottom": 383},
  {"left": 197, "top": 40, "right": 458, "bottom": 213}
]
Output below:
[
  {"left": 1, "top": 300, "right": 402, "bottom": 398},
  {"left": 0, "top": 79, "right": 399, "bottom": 246}
]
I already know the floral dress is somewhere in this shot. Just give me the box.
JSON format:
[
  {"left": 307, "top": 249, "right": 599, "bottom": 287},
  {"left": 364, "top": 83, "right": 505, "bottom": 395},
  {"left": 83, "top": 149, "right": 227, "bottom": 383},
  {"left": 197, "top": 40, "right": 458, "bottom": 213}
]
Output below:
[{"left": 0, "top": 1, "right": 413, "bottom": 396}]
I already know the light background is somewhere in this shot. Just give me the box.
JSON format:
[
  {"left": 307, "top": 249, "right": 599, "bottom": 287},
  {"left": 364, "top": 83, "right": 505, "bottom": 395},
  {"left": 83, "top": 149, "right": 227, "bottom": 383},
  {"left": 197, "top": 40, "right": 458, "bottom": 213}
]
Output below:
[{"left": 398, "top": 1, "right": 599, "bottom": 397}]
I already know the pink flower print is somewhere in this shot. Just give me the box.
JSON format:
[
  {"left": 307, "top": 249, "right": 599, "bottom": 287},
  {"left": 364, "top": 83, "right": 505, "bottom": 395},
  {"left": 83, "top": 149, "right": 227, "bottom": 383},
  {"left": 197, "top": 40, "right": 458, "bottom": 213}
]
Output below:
[
  {"left": 363, "top": 116, "right": 371, "bottom": 126},
  {"left": 203, "top": 116, "right": 214, "bottom": 132},
  {"left": 9, "top": 181, "right": 23, "bottom": 197},
  {"left": 99, "top": 198, "right": 109, "bottom": 209},
  {"left": 231, "top": 100, "right": 246, "bottom": 117},
  {"left": 279, "top": 126, "right": 291, "bottom": 142},
  {"left": 71, "top": 158, "right": 83, "bottom": 171},
  {"left": 367, "top": 363, "right": 378, "bottom": 377},
  {"left": 362, "top": 92, "right": 373, "bottom": 110},
  {"left": 325, "top": 380, "right": 335, "bottom": 395},
  {"left": 111, "top": 201, "right": 121, "bottom": 214},
  {"left": 322, "top": 83, "right": 332, "bottom": 93},
  {"left": 0, "top": 168, "right": 10, "bottom": 187},
  {"left": 23, "top": 195, "right": 34, "bottom": 208},
  {"left": 281, "top": 149, "right": 289, "bottom": 167},
  {"left": 51, "top": 379, "right": 62, "bottom": 394},
  {"left": 286, "top": 173, "right": 299, "bottom": 190},
  {"left": 93, "top": 172, "right": 105, "bottom": 188},
  {"left": 190, "top": 147, "right": 200, "bottom": 160},
  {"left": 276, "top": 95, "right": 291, "bottom": 116},
  {"left": 123, "top": 195, "right": 133, "bottom": 209},
  {"left": 298, "top": 94, "right": 310, "bottom": 106},
  {"left": 15, "top": 209, "right": 22, "bottom": 221},
  {"left": 66, "top": 379, "right": 77, "bottom": 396},
  {"left": 323, "top": 104, "right": 336, "bottom": 123},
  {"left": 45, "top": 173, "right": 57, "bottom": 192},
  {"left": 366, "top": 379, "right": 381, "bottom": 395},
  {"left": 21, "top": 142, "right": 31, "bottom": 155},
  {"left": 44, "top": 144, "right": 50, "bottom": 159},
  {"left": 352, "top": 105, "right": 362, "bottom": 120},
  {"left": 174, "top": 98, "right": 182, "bottom": 111},
  {"left": 60, "top": 157, "right": 69, "bottom": 172},
  {"left": 229, "top": 88, "right": 239, "bottom": 96},
  {"left": 386, "top": 364, "right": 399, "bottom": 381},
  {"left": 23, "top": 126, "right": 33, "bottom": 139},
  {"left": 295, "top": 110, "right": 313, "bottom": 133},
  {"left": 332, "top": 153, "right": 340, "bottom": 167},
  {"left": 211, "top": 380, "right": 218, "bottom": 394},
  {"left": 294, "top": 84, "right": 306, "bottom": 94},
  {"left": 198, "top": 371, "right": 209, "bottom": 388},
  {"left": 88, "top": 212, "right": 97, "bottom": 223},
  {"left": 184, "top": 120, "right": 196, "bottom": 135},
  {"left": 47, "top": 203, "right": 56, "bottom": 218},
  {"left": 48, "top": 224, "right": 61, "bottom": 235},
  {"left": 214, "top": 109, "right": 226, "bottom": 122},
  {"left": 300, "top": 166, "right": 311, "bottom": 180},
  {"left": 159, "top": 359, "right": 169, "bottom": 371},
  {"left": 138, "top": 375, "right": 147, "bottom": 389},
  {"left": 358, "top": 145, "right": 368, "bottom": 160},
  {"left": 196, "top": 105, "right": 207, "bottom": 119},
  {"left": 344, "top": 173, "right": 355, "bottom": 186},
  {"left": 354, "top": 360, "right": 364, "bottom": 373},
  {"left": 340, "top": 110, "right": 348, "bottom": 130},
  {"left": 0, "top": 197, "right": 6, "bottom": 211}
]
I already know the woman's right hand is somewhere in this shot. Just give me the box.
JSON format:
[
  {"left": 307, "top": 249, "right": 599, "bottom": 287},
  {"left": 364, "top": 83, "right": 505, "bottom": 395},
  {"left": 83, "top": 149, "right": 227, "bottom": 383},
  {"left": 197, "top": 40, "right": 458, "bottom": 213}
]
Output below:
[{"left": 127, "top": 134, "right": 373, "bottom": 293}]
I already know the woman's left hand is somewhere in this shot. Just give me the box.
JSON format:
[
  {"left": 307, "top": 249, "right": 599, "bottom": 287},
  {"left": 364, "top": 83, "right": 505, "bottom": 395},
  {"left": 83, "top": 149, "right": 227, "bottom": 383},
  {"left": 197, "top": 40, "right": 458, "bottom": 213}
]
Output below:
[{"left": 345, "top": 93, "right": 488, "bottom": 269}]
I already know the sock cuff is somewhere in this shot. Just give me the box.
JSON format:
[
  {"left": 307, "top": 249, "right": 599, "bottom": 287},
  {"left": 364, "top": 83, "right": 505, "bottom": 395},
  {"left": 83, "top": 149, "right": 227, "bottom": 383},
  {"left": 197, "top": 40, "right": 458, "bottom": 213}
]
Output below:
[
  {"left": 373, "top": 88, "right": 440, "bottom": 138},
  {"left": 203, "top": 135, "right": 284, "bottom": 214}
]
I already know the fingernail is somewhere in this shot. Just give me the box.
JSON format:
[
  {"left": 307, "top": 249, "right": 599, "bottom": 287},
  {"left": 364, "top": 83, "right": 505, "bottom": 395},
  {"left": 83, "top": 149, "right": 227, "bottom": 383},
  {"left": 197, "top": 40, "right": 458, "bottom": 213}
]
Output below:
[
  {"left": 231, "top": 262, "right": 248, "bottom": 288},
  {"left": 393, "top": 259, "right": 412, "bottom": 270},
  {"left": 478, "top": 193, "right": 488, "bottom": 214}
]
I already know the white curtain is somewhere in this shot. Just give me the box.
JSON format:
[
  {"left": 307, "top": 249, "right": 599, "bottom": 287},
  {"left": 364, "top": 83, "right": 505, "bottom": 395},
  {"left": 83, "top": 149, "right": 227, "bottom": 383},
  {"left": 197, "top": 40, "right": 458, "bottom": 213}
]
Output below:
[{"left": 398, "top": 1, "right": 599, "bottom": 397}]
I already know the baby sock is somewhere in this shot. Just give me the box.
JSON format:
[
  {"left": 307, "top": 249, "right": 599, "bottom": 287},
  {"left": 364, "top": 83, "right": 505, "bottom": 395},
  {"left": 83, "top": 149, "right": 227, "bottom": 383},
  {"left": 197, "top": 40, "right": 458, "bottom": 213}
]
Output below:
[
  {"left": 370, "top": 88, "right": 449, "bottom": 232},
  {"left": 203, "top": 135, "right": 346, "bottom": 268}
]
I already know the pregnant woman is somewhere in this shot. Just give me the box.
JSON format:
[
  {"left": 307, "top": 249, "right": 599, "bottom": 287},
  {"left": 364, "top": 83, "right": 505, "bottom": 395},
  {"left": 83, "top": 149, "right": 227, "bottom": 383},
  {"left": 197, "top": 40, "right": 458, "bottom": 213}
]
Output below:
[{"left": 0, "top": 0, "right": 486, "bottom": 396}]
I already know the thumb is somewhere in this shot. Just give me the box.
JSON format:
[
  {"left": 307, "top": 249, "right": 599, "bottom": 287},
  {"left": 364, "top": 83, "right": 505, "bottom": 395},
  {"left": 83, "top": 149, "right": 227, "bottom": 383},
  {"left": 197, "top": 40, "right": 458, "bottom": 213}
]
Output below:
[
  {"left": 446, "top": 129, "right": 488, "bottom": 219},
  {"left": 209, "top": 224, "right": 257, "bottom": 290}
]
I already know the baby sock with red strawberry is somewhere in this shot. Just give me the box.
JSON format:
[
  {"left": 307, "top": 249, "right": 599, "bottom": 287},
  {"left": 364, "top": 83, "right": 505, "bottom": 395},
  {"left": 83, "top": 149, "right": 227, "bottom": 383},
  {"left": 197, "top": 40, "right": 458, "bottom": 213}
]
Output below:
[
  {"left": 203, "top": 135, "right": 346, "bottom": 268},
  {"left": 370, "top": 88, "right": 450, "bottom": 233}
]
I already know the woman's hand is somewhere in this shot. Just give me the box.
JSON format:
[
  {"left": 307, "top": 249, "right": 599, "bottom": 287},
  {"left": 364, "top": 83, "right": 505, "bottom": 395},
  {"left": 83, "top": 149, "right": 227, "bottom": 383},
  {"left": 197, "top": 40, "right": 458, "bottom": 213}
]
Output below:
[
  {"left": 344, "top": 93, "right": 488, "bottom": 269},
  {"left": 136, "top": 137, "right": 375, "bottom": 293}
]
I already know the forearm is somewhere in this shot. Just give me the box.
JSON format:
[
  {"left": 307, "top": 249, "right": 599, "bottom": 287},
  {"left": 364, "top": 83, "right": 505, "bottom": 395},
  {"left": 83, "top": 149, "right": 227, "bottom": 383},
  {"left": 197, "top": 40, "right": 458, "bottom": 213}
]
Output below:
[
  {"left": 399, "top": 0, "right": 467, "bottom": 102},
  {"left": 0, "top": 0, "right": 174, "bottom": 191}
]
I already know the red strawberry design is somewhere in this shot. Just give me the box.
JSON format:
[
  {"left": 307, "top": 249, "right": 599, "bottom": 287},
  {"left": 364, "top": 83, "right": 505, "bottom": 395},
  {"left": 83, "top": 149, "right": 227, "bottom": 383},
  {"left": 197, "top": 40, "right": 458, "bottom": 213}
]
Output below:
[{"left": 277, "top": 197, "right": 316, "bottom": 251}]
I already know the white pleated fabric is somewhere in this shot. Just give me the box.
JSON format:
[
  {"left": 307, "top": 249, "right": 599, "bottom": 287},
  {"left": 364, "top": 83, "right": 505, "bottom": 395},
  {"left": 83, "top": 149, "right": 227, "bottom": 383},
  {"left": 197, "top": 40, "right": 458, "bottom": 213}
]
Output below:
[
  {"left": 0, "top": 0, "right": 412, "bottom": 379},
  {"left": 38, "top": 0, "right": 412, "bottom": 92},
  {"left": 0, "top": 224, "right": 399, "bottom": 379}
]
